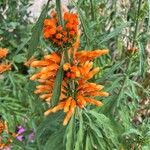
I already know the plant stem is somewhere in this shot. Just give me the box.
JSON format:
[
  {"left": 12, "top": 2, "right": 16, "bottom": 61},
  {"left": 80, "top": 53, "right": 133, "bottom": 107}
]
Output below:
[
  {"left": 90, "top": 0, "right": 95, "bottom": 20},
  {"left": 56, "top": 0, "right": 63, "bottom": 27},
  {"left": 132, "top": 0, "right": 142, "bottom": 47}
]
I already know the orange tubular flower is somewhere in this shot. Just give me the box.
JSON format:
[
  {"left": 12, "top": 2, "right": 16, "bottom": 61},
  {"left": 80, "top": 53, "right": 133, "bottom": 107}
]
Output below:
[
  {"left": 0, "top": 121, "right": 18, "bottom": 149},
  {"left": 0, "top": 48, "right": 11, "bottom": 74},
  {"left": 30, "top": 35, "right": 109, "bottom": 125},
  {"left": 43, "top": 50, "right": 109, "bottom": 124},
  {"left": 0, "top": 48, "right": 8, "bottom": 58},
  {"left": 0, "top": 64, "right": 11, "bottom": 74},
  {"left": 29, "top": 52, "right": 61, "bottom": 102},
  {"left": 43, "top": 10, "right": 79, "bottom": 47},
  {"left": 44, "top": 98, "right": 76, "bottom": 126},
  {"left": 30, "top": 10, "right": 109, "bottom": 125},
  {"left": 0, "top": 121, "right": 9, "bottom": 149}
]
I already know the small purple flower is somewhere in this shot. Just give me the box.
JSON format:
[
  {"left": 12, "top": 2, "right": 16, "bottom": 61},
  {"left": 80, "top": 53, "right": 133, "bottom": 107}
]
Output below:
[
  {"left": 16, "top": 126, "right": 25, "bottom": 141},
  {"left": 28, "top": 132, "right": 35, "bottom": 141},
  {"left": 16, "top": 126, "right": 34, "bottom": 142},
  {"left": 17, "top": 126, "right": 25, "bottom": 134}
]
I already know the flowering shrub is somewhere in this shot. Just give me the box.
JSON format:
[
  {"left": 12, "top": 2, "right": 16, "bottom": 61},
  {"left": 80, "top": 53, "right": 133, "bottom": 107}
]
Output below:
[{"left": 30, "top": 40, "right": 109, "bottom": 125}]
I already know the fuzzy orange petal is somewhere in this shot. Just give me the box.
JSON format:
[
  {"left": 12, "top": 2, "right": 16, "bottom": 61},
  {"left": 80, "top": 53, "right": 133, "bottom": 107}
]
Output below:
[{"left": 0, "top": 48, "right": 8, "bottom": 59}]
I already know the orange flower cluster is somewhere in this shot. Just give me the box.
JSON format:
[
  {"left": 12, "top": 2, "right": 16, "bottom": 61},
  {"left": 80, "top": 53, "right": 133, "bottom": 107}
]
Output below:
[
  {"left": 43, "top": 11, "right": 79, "bottom": 47},
  {"left": 30, "top": 53, "right": 61, "bottom": 101},
  {"left": 0, "top": 48, "right": 11, "bottom": 74},
  {"left": 0, "top": 120, "right": 7, "bottom": 134},
  {"left": 0, "top": 121, "right": 12, "bottom": 149},
  {"left": 0, "top": 48, "right": 8, "bottom": 59},
  {"left": 0, "top": 120, "right": 18, "bottom": 149},
  {"left": 0, "top": 138, "right": 11, "bottom": 149},
  {"left": 30, "top": 39, "right": 109, "bottom": 125},
  {"left": 44, "top": 49, "right": 109, "bottom": 125}
]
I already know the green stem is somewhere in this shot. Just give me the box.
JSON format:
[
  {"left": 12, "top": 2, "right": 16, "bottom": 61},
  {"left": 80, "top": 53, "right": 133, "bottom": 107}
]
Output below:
[
  {"left": 132, "top": 0, "right": 142, "bottom": 47},
  {"left": 116, "top": 55, "right": 134, "bottom": 108},
  {"left": 90, "top": 0, "right": 95, "bottom": 20},
  {"left": 56, "top": 0, "right": 64, "bottom": 27},
  {"left": 64, "top": 49, "right": 69, "bottom": 62}
]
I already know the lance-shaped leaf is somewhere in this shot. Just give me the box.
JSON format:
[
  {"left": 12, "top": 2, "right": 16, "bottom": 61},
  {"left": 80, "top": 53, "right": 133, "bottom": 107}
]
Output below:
[
  {"left": 27, "top": 0, "right": 51, "bottom": 58},
  {"left": 138, "top": 41, "right": 146, "bottom": 78},
  {"left": 74, "top": 110, "right": 84, "bottom": 150},
  {"left": 73, "top": 1, "right": 91, "bottom": 43},
  {"left": 65, "top": 116, "right": 75, "bottom": 150},
  {"left": 98, "top": 22, "right": 130, "bottom": 44},
  {"left": 51, "top": 60, "right": 64, "bottom": 107}
]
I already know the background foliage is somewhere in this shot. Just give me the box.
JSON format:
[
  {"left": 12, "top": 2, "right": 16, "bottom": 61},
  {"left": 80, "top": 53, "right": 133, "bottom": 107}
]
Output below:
[{"left": 0, "top": 0, "right": 150, "bottom": 149}]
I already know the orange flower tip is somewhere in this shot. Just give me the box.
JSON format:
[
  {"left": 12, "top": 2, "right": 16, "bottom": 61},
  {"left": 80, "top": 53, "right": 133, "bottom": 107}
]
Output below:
[
  {"left": 56, "top": 33, "right": 62, "bottom": 39},
  {"left": 44, "top": 19, "right": 55, "bottom": 27},
  {"left": 78, "top": 104, "right": 84, "bottom": 109},
  {"left": 30, "top": 61, "right": 39, "bottom": 67},
  {"left": 96, "top": 101, "right": 103, "bottom": 106},
  {"left": 57, "top": 25, "right": 63, "bottom": 31},
  {"left": 0, "top": 64, "right": 11, "bottom": 73},
  {"left": 63, "top": 116, "right": 71, "bottom": 126},
  {"left": 102, "top": 92, "right": 109, "bottom": 97},
  {"left": 63, "top": 120, "right": 68, "bottom": 126},
  {"left": 64, "top": 108, "right": 69, "bottom": 113},
  {"left": 30, "top": 76, "right": 35, "bottom": 80},
  {"left": 63, "top": 63, "right": 71, "bottom": 71},
  {"left": 94, "top": 67, "right": 100, "bottom": 73},
  {"left": 97, "top": 85, "right": 104, "bottom": 90},
  {"left": 70, "top": 73, "right": 76, "bottom": 79},
  {"left": 40, "top": 95, "right": 46, "bottom": 99},
  {"left": 103, "top": 49, "right": 109, "bottom": 54},
  {"left": 24, "top": 56, "right": 35, "bottom": 67},
  {"left": 96, "top": 49, "right": 109, "bottom": 55},
  {"left": 75, "top": 71, "right": 80, "bottom": 77},
  {"left": 44, "top": 110, "right": 52, "bottom": 116},
  {"left": 49, "top": 29, "right": 56, "bottom": 35}
]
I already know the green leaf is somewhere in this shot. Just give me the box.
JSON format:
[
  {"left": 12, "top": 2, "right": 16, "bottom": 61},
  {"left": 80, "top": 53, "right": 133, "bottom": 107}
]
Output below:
[
  {"left": 44, "top": 127, "right": 65, "bottom": 150},
  {"left": 85, "top": 134, "right": 93, "bottom": 150},
  {"left": 74, "top": 110, "right": 84, "bottom": 150},
  {"left": 73, "top": 1, "right": 91, "bottom": 43},
  {"left": 15, "top": 38, "right": 30, "bottom": 55},
  {"left": 122, "top": 128, "right": 142, "bottom": 137},
  {"left": 95, "top": 59, "right": 126, "bottom": 82},
  {"left": 51, "top": 64, "right": 64, "bottom": 107},
  {"left": 128, "top": 79, "right": 139, "bottom": 100},
  {"left": 138, "top": 41, "right": 146, "bottom": 78},
  {"left": 99, "top": 22, "right": 130, "bottom": 44},
  {"left": 37, "top": 111, "right": 64, "bottom": 144},
  {"left": 13, "top": 54, "right": 26, "bottom": 63},
  {"left": 88, "top": 110, "right": 119, "bottom": 148},
  {"left": 148, "top": 0, "right": 150, "bottom": 30},
  {"left": 27, "top": 0, "right": 51, "bottom": 58},
  {"left": 11, "top": 134, "right": 26, "bottom": 149},
  {"left": 65, "top": 116, "right": 75, "bottom": 150}
]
